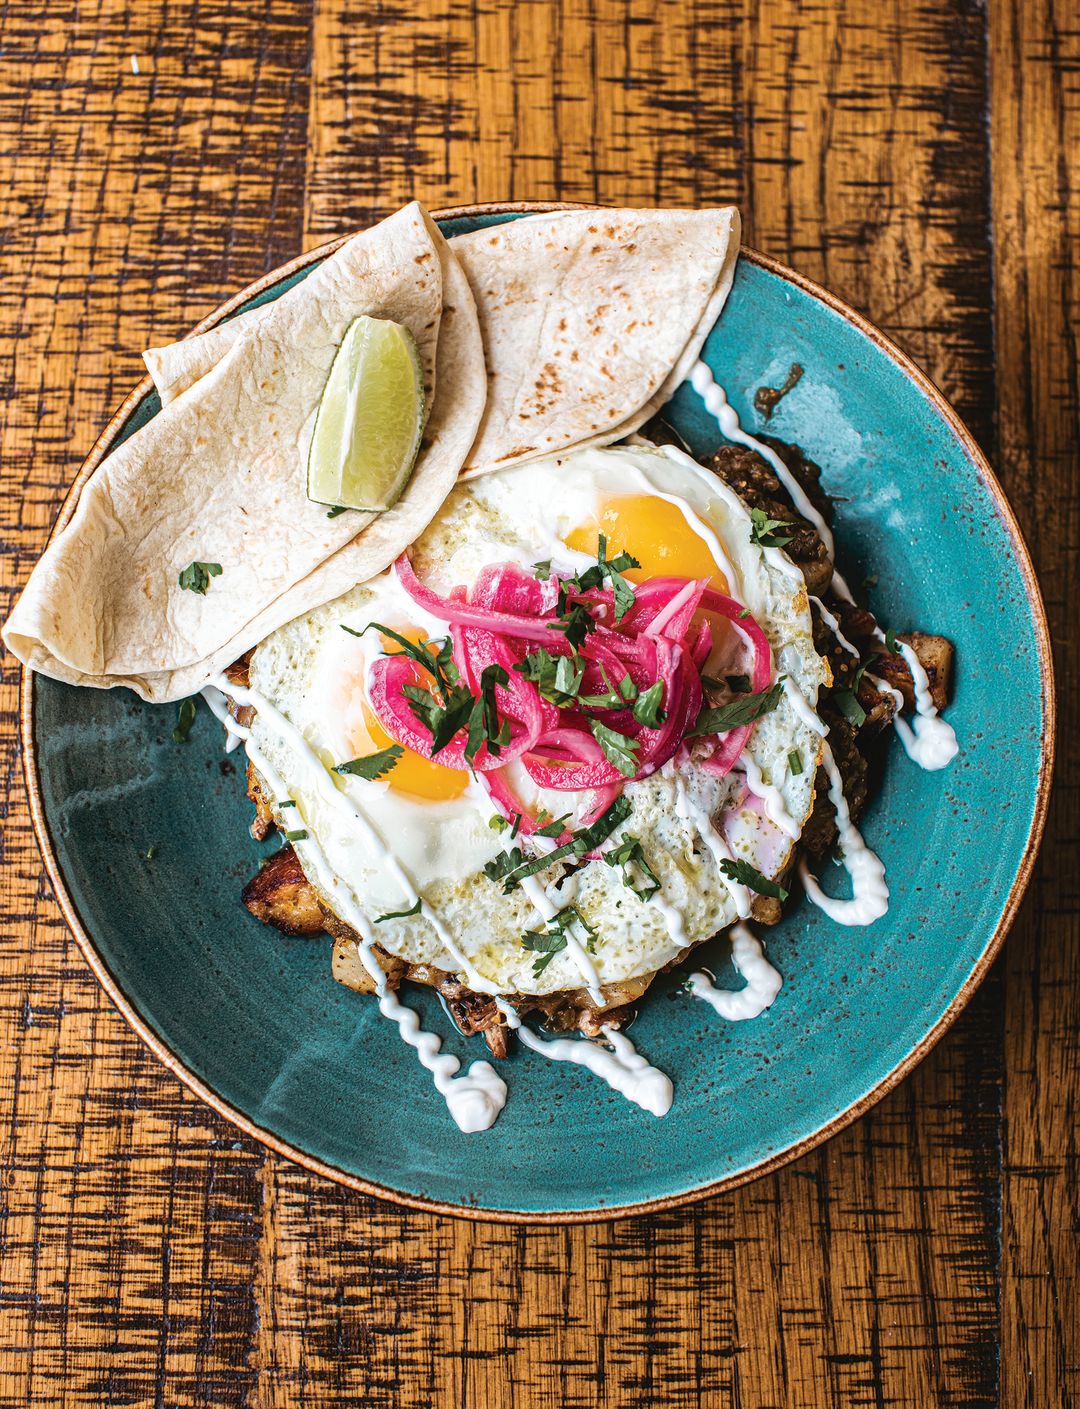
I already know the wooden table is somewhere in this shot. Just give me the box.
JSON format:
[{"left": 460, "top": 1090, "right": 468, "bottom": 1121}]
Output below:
[{"left": 0, "top": 2, "right": 1074, "bottom": 1404}]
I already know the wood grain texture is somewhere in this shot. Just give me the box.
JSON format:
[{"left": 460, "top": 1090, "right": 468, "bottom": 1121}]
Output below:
[
  {"left": 990, "top": 0, "right": 1079, "bottom": 1404},
  {"left": 0, "top": 0, "right": 1073, "bottom": 1405}
]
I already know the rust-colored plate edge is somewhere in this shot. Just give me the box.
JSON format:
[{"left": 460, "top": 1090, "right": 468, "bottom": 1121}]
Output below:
[{"left": 18, "top": 201, "right": 1055, "bottom": 1224}]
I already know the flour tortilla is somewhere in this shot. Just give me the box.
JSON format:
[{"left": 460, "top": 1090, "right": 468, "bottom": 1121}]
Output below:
[
  {"left": 6, "top": 204, "right": 741, "bottom": 702},
  {"left": 4, "top": 203, "right": 486, "bottom": 702},
  {"left": 143, "top": 207, "right": 741, "bottom": 475}
]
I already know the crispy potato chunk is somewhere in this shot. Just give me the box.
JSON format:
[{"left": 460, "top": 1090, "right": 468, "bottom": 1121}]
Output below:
[
  {"left": 241, "top": 845, "right": 324, "bottom": 936},
  {"left": 246, "top": 761, "right": 275, "bottom": 841},
  {"left": 331, "top": 935, "right": 407, "bottom": 995}
]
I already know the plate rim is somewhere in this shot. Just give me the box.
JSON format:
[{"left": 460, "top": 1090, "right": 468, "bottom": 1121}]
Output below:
[{"left": 19, "top": 199, "right": 1056, "bottom": 1223}]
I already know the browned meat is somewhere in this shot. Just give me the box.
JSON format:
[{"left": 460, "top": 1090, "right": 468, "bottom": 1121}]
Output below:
[
  {"left": 708, "top": 441, "right": 834, "bottom": 595},
  {"left": 233, "top": 437, "right": 958, "bottom": 1057},
  {"left": 799, "top": 716, "right": 868, "bottom": 860},
  {"left": 246, "top": 761, "right": 275, "bottom": 841},
  {"left": 224, "top": 651, "right": 252, "bottom": 688},
  {"left": 428, "top": 974, "right": 511, "bottom": 1059},
  {"left": 242, "top": 845, "right": 325, "bottom": 935}
]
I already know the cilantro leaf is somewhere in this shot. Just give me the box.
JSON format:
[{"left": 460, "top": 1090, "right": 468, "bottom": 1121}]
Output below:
[
  {"left": 334, "top": 745, "right": 403, "bottom": 781},
  {"left": 375, "top": 898, "right": 423, "bottom": 923},
  {"left": 534, "top": 812, "right": 571, "bottom": 840},
  {"left": 178, "top": 560, "right": 222, "bottom": 594},
  {"left": 631, "top": 680, "right": 666, "bottom": 728},
  {"left": 521, "top": 905, "right": 600, "bottom": 974},
  {"left": 548, "top": 601, "right": 596, "bottom": 650},
  {"left": 533, "top": 559, "right": 552, "bottom": 581},
  {"left": 486, "top": 795, "right": 633, "bottom": 893},
  {"left": 172, "top": 698, "right": 197, "bottom": 743},
  {"left": 605, "top": 832, "right": 661, "bottom": 900},
  {"left": 718, "top": 857, "right": 789, "bottom": 900},
  {"left": 520, "top": 928, "right": 568, "bottom": 976},
  {"left": 515, "top": 648, "right": 585, "bottom": 707},
  {"left": 687, "top": 679, "right": 785, "bottom": 737},
  {"left": 725, "top": 674, "right": 752, "bottom": 694},
  {"left": 465, "top": 663, "right": 510, "bottom": 763},
  {"left": 590, "top": 720, "right": 640, "bottom": 778},
  {"left": 749, "top": 508, "right": 794, "bottom": 549}
]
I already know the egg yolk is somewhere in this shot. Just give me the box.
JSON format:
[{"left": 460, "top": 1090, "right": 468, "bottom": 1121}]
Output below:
[
  {"left": 565, "top": 494, "right": 730, "bottom": 594},
  {"left": 353, "top": 626, "right": 469, "bottom": 803}
]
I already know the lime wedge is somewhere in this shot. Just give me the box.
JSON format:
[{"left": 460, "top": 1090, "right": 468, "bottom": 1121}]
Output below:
[{"left": 307, "top": 316, "right": 426, "bottom": 512}]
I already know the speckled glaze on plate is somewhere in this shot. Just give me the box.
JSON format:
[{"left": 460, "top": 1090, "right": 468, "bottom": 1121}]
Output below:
[{"left": 22, "top": 203, "right": 1053, "bottom": 1221}]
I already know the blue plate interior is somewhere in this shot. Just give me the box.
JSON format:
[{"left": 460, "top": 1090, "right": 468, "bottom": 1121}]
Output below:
[{"left": 31, "top": 214, "right": 1046, "bottom": 1215}]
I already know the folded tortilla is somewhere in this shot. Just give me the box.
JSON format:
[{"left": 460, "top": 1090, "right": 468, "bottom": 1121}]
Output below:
[
  {"left": 6, "top": 203, "right": 740, "bottom": 702},
  {"left": 143, "top": 207, "right": 740, "bottom": 476},
  {"left": 4, "top": 203, "right": 486, "bottom": 702}
]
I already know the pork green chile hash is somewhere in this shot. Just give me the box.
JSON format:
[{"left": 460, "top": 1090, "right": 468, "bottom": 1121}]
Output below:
[
  {"left": 4, "top": 205, "right": 957, "bottom": 1133},
  {"left": 225, "top": 405, "right": 956, "bottom": 1132}
]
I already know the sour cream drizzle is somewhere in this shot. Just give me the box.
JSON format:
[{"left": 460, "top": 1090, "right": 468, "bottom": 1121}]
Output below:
[
  {"left": 210, "top": 680, "right": 677, "bottom": 1120},
  {"left": 212, "top": 676, "right": 505, "bottom": 999},
  {"left": 781, "top": 675, "right": 829, "bottom": 737},
  {"left": 201, "top": 685, "right": 507, "bottom": 1134},
  {"left": 738, "top": 751, "right": 799, "bottom": 840},
  {"left": 689, "top": 923, "right": 782, "bottom": 1021},
  {"left": 673, "top": 777, "right": 752, "bottom": 918},
  {"left": 515, "top": 1023, "right": 674, "bottom": 1116},
  {"left": 798, "top": 741, "right": 889, "bottom": 925},
  {"left": 877, "top": 633, "right": 959, "bottom": 771},
  {"left": 809, "top": 595, "right": 858, "bottom": 657}
]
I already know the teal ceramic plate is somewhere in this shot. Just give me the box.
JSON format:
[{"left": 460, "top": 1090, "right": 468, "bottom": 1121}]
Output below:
[{"left": 23, "top": 203, "right": 1053, "bottom": 1221}]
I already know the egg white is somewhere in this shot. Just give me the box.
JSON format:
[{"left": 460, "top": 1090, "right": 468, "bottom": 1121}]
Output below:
[{"left": 247, "top": 445, "right": 828, "bottom": 996}]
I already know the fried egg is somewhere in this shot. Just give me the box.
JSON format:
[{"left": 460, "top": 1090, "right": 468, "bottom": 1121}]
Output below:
[{"left": 246, "top": 445, "right": 828, "bottom": 996}]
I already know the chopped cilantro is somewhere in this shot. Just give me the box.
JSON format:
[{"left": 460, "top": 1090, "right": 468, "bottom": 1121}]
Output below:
[
  {"left": 375, "top": 898, "right": 423, "bottom": 923},
  {"left": 486, "top": 795, "right": 632, "bottom": 893},
  {"left": 725, "top": 674, "right": 752, "bottom": 694},
  {"left": 172, "top": 697, "right": 197, "bottom": 743},
  {"left": 884, "top": 627, "right": 899, "bottom": 654},
  {"left": 748, "top": 508, "right": 794, "bottom": 549},
  {"left": 326, "top": 505, "right": 352, "bottom": 518},
  {"left": 533, "top": 559, "right": 552, "bottom": 581},
  {"left": 520, "top": 928, "right": 568, "bottom": 976},
  {"left": 283, "top": 829, "right": 309, "bottom": 843},
  {"left": 687, "top": 680, "right": 785, "bottom": 737},
  {"left": 718, "top": 858, "right": 789, "bottom": 900},
  {"left": 178, "top": 560, "right": 222, "bottom": 594},
  {"left": 605, "top": 833, "right": 661, "bottom": 900},
  {"left": 590, "top": 719, "right": 640, "bottom": 777},
  {"left": 535, "top": 812, "right": 571, "bottom": 840},
  {"left": 489, "top": 814, "right": 509, "bottom": 832},
  {"left": 334, "top": 745, "right": 403, "bottom": 781},
  {"left": 515, "top": 648, "right": 585, "bottom": 707},
  {"left": 483, "top": 846, "right": 527, "bottom": 885},
  {"left": 465, "top": 663, "right": 510, "bottom": 763},
  {"left": 631, "top": 680, "right": 667, "bottom": 727},
  {"left": 788, "top": 748, "right": 804, "bottom": 776},
  {"left": 547, "top": 600, "right": 596, "bottom": 650},
  {"left": 521, "top": 905, "right": 599, "bottom": 975}
]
